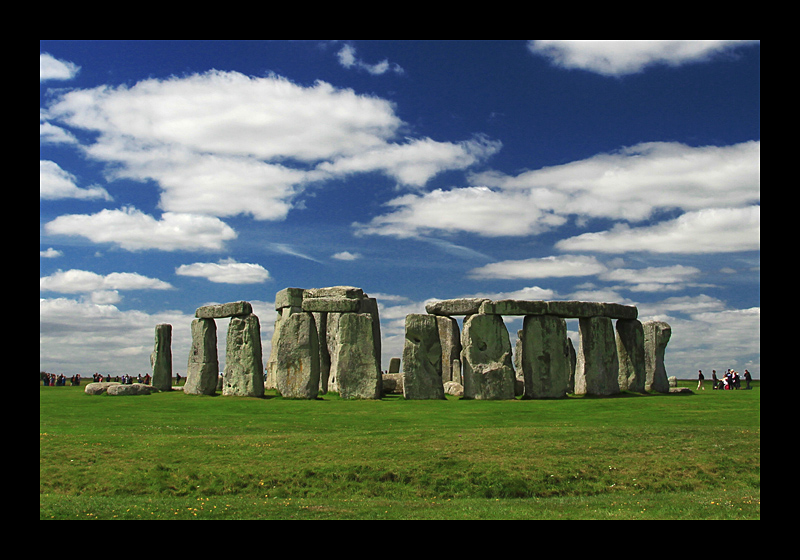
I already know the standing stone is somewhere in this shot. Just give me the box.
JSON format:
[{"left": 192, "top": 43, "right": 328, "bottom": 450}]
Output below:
[
  {"left": 461, "top": 314, "right": 516, "bottom": 400},
  {"left": 521, "top": 315, "right": 570, "bottom": 399},
  {"left": 436, "top": 316, "right": 462, "bottom": 382},
  {"left": 184, "top": 318, "right": 219, "bottom": 395},
  {"left": 643, "top": 320, "right": 672, "bottom": 393},
  {"left": 575, "top": 317, "right": 620, "bottom": 396},
  {"left": 275, "top": 312, "right": 320, "bottom": 399},
  {"left": 222, "top": 313, "right": 265, "bottom": 397},
  {"left": 150, "top": 323, "right": 172, "bottom": 391},
  {"left": 388, "top": 357, "right": 401, "bottom": 374},
  {"left": 335, "top": 313, "right": 381, "bottom": 399},
  {"left": 325, "top": 312, "right": 343, "bottom": 393},
  {"left": 616, "top": 319, "right": 646, "bottom": 393},
  {"left": 567, "top": 337, "right": 576, "bottom": 393},
  {"left": 402, "top": 314, "right": 445, "bottom": 400}
]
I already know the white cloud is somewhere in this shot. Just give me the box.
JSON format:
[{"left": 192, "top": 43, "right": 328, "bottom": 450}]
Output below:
[
  {"left": 331, "top": 251, "right": 361, "bottom": 261},
  {"left": 471, "top": 141, "right": 760, "bottom": 222},
  {"left": 556, "top": 205, "right": 760, "bottom": 254},
  {"left": 600, "top": 264, "right": 703, "bottom": 291},
  {"left": 40, "top": 53, "right": 80, "bottom": 81},
  {"left": 318, "top": 135, "right": 501, "bottom": 187},
  {"left": 355, "top": 186, "right": 567, "bottom": 238},
  {"left": 175, "top": 259, "right": 271, "bottom": 284},
  {"left": 469, "top": 255, "right": 607, "bottom": 280},
  {"left": 44, "top": 206, "right": 237, "bottom": 251},
  {"left": 40, "top": 269, "right": 173, "bottom": 293},
  {"left": 336, "top": 43, "right": 404, "bottom": 75},
  {"left": 40, "top": 160, "right": 112, "bottom": 201},
  {"left": 528, "top": 40, "right": 758, "bottom": 76},
  {"left": 43, "top": 69, "right": 496, "bottom": 222},
  {"left": 40, "top": 247, "right": 63, "bottom": 258}
]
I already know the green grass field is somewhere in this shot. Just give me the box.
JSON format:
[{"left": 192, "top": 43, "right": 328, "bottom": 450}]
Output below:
[{"left": 40, "top": 380, "right": 759, "bottom": 519}]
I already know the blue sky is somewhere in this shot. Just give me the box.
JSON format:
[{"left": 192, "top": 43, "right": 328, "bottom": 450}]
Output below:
[{"left": 40, "top": 40, "right": 760, "bottom": 379}]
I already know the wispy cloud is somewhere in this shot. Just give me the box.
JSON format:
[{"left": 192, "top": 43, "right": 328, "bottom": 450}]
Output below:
[{"left": 336, "top": 43, "right": 404, "bottom": 75}]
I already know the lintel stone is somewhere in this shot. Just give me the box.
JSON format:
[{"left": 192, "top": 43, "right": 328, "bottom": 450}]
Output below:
[
  {"left": 425, "top": 298, "right": 490, "bottom": 316},
  {"left": 303, "top": 286, "right": 365, "bottom": 299},
  {"left": 275, "top": 288, "right": 304, "bottom": 310},
  {"left": 480, "top": 300, "right": 549, "bottom": 316},
  {"left": 196, "top": 301, "right": 253, "bottom": 319},
  {"left": 301, "top": 297, "right": 362, "bottom": 313}
]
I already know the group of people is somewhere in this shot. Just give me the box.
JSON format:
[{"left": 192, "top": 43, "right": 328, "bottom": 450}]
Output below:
[
  {"left": 697, "top": 369, "right": 752, "bottom": 390},
  {"left": 40, "top": 371, "right": 153, "bottom": 386}
]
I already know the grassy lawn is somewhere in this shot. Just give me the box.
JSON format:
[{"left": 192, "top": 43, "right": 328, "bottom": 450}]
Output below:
[{"left": 40, "top": 380, "right": 759, "bottom": 519}]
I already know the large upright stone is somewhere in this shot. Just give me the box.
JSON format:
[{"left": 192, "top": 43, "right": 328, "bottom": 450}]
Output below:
[
  {"left": 196, "top": 301, "right": 252, "bottom": 319},
  {"left": 643, "top": 320, "right": 672, "bottom": 393},
  {"left": 520, "top": 315, "right": 570, "bottom": 399},
  {"left": 184, "top": 318, "right": 219, "bottom": 395},
  {"left": 388, "top": 357, "right": 401, "bottom": 373},
  {"left": 461, "top": 314, "right": 516, "bottom": 400},
  {"left": 275, "top": 312, "right": 320, "bottom": 399},
  {"left": 150, "top": 323, "right": 172, "bottom": 391},
  {"left": 402, "top": 314, "right": 445, "bottom": 400},
  {"left": 436, "top": 316, "right": 462, "bottom": 382},
  {"left": 334, "top": 313, "right": 381, "bottom": 399},
  {"left": 222, "top": 313, "right": 265, "bottom": 397},
  {"left": 616, "top": 319, "right": 646, "bottom": 393},
  {"left": 575, "top": 317, "right": 620, "bottom": 396}
]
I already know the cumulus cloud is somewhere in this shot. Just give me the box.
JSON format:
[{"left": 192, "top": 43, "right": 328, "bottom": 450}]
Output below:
[
  {"left": 331, "top": 251, "right": 361, "bottom": 261},
  {"left": 44, "top": 206, "right": 237, "bottom": 251},
  {"left": 40, "top": 160, "right": 112, "bottom": 201},
  {"left": 175, "top": 259, "right": 271, "bottom": 284},
  {"left": 528, "top": 40, "right": 758, "bottom": 76},
  {"left": 556, "top": 206, "right": 760, "bottom": 254},
  {"left": 40, "top": 269, "right": 174, "bottom": 293},
  {"left": 469, "top": 255, "right": 607, "bottom": 280},
  {"left": 355, "top": 186, "right": 567, "bottom": 238},
  {"left": 40, "top": 248, "right": 63, "bottom": 258},
  {"left": 40, "top": 53, "right": 80, "bottom": 81}
]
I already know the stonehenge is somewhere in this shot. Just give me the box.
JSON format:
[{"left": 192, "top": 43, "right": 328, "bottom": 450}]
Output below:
[
  {"left": 267, "top": 286, "right": 382, "bottom": 399},
  {"left": 146, "top": 288, "right": 673, "bottom": 402}
]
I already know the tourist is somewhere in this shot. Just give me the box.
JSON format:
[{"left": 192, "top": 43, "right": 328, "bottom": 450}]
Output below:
[
  {"left": 697, "top": 370, "right": 705, "bottom": 390},
  {"left": 744, "top": 369, "right": 752, "bottom": 389},
  {"left": 711, "top": 370, "right": 718, "bottom": 390}
]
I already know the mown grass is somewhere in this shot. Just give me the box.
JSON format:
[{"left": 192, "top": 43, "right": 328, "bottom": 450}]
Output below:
[{"left": 40, "top": 380, "right": 759, "bottom": 519}]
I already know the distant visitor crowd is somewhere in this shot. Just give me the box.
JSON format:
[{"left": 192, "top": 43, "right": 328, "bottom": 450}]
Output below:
[
  {"left": 696, "top": 369, "right": 752, "bottom": 390},
  {"left": 40, "top": 371, "right": 160, "bottom": 386}
]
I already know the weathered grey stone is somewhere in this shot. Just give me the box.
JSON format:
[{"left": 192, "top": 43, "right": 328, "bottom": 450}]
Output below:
[
  {"left": 567, "top": 337, "right": 576, "bottom": 393},
  {"left": 334, "top": 313, "right": 381, "bottom": 399},
  {"left": 668, "top": 376, "right": 678, "bottom": 387},
  {"left": 301, "top": 297, "right": 361, "bottom": 313},
  {"left": 184, "top": 318, "right": 219, "bottom": 396},
  {"left": 324, "top": 312, "right": 342, "bottom": 393},
  {"left": 150, "top": 323, "right": 173, "bottom": 391},
  {"left": 402, "top": 314, "right": 445, "bottom": 400},
  {"left": 304, "top": 286, "right": 365, "bottom": 299},
  {"left": 575, "top": 317, "right": 620, "bottom": 396},
  {"left": 443, "top": 381, "right": 464, "bottom": 396},
  {"left": 425, "top": 298, "right": 490, "bottom": 316},
  {"left": 521, "top": 315, "right": 571, "bottom": 399},
  {"left": 196, "top": 301, "right": 253, "bottom": 319},
  {"left": 547, "top": 301, "right": 637, "bottom": 320},
  {"left": 107, "top": 383, "right": 154, "bottom": 396},
  {"left": 222, "top": 313, "right": 265, "bottom": 398},
  {"left": 274, "top": 312, "right": 319, "bottom": 399},
  {"left": 615, "top": 319, "right": 646, "bottom": 393},
  {"left": 84, "top": 382, "right": 120, "bottom": 395},
  {"left": 436, "top": 316, "right": 462, "bottom": 382},
  {"left": 643, "top": 320, "right": 672, "bottom": 393},
  {"left": 382, "top": 373, "right": 404, "bottom": 394},
  {"left": 388, "top": 357, "right": 401, "bottom": 374},
  {"left": 275, "top": 287, "right": 304, "bottom": 310},
  {"left": 461, "top": 313, "right": 516, "bottom": 400},
  {"left": 480, "top": 299, "right": 549, "bottom": 316}
]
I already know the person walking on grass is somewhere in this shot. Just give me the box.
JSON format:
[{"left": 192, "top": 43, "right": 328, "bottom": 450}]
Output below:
[{"left": 697, "top": 369, "right": 705, "bottom": 390}]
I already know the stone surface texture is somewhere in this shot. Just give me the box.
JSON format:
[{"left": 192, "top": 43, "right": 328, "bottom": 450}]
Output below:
[
  {"left": 461, "top": 313, "right": 516, "bottom": 399},
  {"left": 222, "top": 313, "right": 265, "bottom": 397},
  {"left": 334, "top": 313, "right": 381, "bottom": 399},
  {"left": 643, "top": 320, "right": 672, "bottom": 393},
  {"left": 274, "top": 312, "right": 319, "bottom": 399},
  {"left": 615, "top": 319, "right": 646, "bottom": 393},
  {"left": 184, "top": 318, "right": 219, "bottom": 396},
  {"left": 520, "top": 314, "right": 571, "bottom": 399},
  {"left": 150, "top": 323, "right": 173, "bottom": 391},
  {"left": 574, "top": 317, "right": 620, "bottom": 396},
  {"left": 402, "top": 314, "right": 445, "bottom": 399}
]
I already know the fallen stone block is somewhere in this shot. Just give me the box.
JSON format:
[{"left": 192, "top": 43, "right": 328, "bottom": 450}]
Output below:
[
  {"left": 84, "top": 382, "right": 120, "bottom": 395},
  {"left": 107, "top": 383, "right": 154, "bottom": 396}
]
